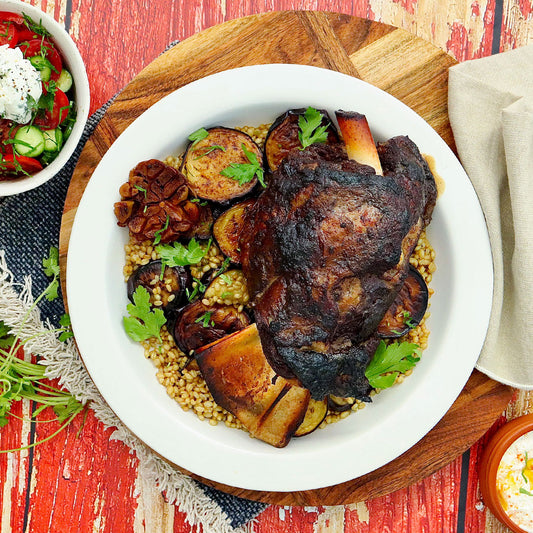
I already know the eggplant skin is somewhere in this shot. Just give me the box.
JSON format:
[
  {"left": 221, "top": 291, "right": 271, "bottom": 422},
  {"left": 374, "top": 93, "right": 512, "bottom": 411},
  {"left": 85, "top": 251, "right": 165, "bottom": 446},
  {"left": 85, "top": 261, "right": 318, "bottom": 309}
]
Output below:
[
  {"left": 127, "top": 260, "right": 191, "bottom": 315},
  {"left": 171, "top": 300, "right": 251, "bottom": 354},
  {"left": 264, "top": 108, "right": 339, "bottom": 171},
  {"left": 182, "top": 127, "right": 263, "bottom": 203},
  {"left": 213, "top": 199, "right": 255, "bottom": 263},
  {"left": 294, "top": 398, "right": 328, "bottom": 437},
  {"left": 377, "top": 266, "right": 429, "bottom": 338}
]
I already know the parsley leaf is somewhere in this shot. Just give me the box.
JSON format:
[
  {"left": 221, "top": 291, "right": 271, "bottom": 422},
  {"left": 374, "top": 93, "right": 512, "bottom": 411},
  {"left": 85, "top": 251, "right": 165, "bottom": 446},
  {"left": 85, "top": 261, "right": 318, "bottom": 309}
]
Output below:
[
  {"left": 156, "top": 238, "right": 211, "bottom": 268},
  {"left": 58, "top": 314, "right": 74, "bottom": 342},
  {"left": 42, "top": 246, "right": 60, "bottom": 301},
  {"left": 220, "top": 144, "right": 265, "bottom": 187},
  {"left": 520, "top": 488, "right": 533, "bottom": 497},
  {"left": 365, "top": 341, "right": 421, "bottom": 389},
  {"left": 123, "top": 286, "right": 166, "bottom": 342},
  {"left": 188, "top": 128, "right": 209, "bottom": 144},
  {"left": 298, "top": 107, "right": 329, "bottom": 150}
]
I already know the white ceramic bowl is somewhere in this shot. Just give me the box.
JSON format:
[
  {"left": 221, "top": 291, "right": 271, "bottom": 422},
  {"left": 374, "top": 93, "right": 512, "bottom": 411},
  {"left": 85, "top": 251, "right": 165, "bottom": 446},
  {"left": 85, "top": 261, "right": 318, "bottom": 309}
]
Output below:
[
  {"left": 0, "top": 0, "right": 90, "bottom": 196},
  {"left": 67, "top": 65, "right": 493, "bottom": 492}
]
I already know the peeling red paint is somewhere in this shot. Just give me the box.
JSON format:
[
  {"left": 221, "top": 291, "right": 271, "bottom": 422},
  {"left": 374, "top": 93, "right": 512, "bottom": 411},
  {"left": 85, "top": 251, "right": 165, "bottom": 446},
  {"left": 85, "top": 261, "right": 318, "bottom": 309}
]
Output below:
[
  {"left": 517, "top": 0, "right": 533, "bottom": 18},
  {"left": 472, "top": 1, "right": 481, "bottom": 17},
  {"left": 446, "top": 21, "right": 471, "bottom": 61},
  {"left": 392, "top": 0, "right": 417, "bottom": 15}
]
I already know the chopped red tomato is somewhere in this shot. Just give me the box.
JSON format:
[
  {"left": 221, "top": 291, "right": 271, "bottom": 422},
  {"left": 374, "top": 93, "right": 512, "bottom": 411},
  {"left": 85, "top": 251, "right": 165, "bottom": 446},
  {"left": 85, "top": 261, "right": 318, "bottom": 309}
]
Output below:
[
  {"left": 0, "top": 21, "right": 18, "bottom": 47},
  {"left": 0, "top": 119, "right": 15, "bottom": 155},
  {"left": 19, "top": 38, "right": 62, "bottom": 80},
  {"left": 33, "top": 88, "right": 70, "bottom": 130},
  {"left": 1, "top": 154, "right": 43, "bottom": 176},
  {"left": 0, "top": 12, "right": 25, "bottom": 24}
]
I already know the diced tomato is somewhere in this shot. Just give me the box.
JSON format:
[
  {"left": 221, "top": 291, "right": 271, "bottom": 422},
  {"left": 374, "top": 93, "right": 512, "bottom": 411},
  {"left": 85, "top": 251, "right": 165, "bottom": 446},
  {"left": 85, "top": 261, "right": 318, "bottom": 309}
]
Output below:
[
  {"left": 0, "top": 12, "right": 25, "bottom": 25},
  {"left": 0, "top": 119, "right": 15, "bottom": 156},
  {"left": 0, "top": 21, "right": 18, "bottom": 47},
  {"left": 34, "top": 88, "right": 70, "bottom": 130},
  {"left": 19, "top": 38, "right": 62, "bottom": 80},
  {"left": 1, "top": 154, "right": 43, "bottom": 176}
]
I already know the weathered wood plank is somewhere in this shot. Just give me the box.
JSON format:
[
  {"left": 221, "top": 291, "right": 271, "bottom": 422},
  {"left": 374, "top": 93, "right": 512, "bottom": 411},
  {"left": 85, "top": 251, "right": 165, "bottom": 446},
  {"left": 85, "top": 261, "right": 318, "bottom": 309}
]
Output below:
[
  {"left": 500, "top": 0, "right": 533, "bottom": 50},
  {"left": 24, "top": 410, "right": 140, "bottom": 533}
]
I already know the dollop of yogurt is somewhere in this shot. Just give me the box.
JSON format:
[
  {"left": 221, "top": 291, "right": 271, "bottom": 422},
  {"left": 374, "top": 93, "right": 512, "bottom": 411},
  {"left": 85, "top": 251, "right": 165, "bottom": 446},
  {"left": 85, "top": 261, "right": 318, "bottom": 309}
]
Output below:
[
  {"left": 497, "top": 431, "right": 533, "bottom": 532},
  {"left": 0, "top": 44, "right": 42, "bottom": 123}
]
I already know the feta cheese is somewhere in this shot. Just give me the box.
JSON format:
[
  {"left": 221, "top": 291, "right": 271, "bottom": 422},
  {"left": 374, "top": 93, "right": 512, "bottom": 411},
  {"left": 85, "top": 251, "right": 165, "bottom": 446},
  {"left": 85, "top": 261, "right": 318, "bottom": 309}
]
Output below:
[{"left": 0, "top": 44, "right": 42, "bottom": 123}]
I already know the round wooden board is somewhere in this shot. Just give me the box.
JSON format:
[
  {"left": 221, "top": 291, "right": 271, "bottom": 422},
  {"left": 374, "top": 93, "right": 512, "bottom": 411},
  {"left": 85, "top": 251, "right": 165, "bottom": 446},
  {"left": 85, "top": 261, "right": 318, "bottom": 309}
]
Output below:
[{"left": 58, "top": 11, "right": 512, "bottom": 506}]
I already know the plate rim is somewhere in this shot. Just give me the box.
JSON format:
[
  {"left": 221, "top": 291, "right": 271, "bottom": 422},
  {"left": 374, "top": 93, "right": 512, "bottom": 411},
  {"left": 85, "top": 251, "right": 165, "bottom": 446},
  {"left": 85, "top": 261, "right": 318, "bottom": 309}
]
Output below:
[{"left": 66, "top": 64, "right": 494, "bottom": 492}]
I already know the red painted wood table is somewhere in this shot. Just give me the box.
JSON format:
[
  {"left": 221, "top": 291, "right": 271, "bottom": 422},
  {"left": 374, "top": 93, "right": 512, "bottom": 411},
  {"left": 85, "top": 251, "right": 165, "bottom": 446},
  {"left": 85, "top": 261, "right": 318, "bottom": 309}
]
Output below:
[{"left": 1, "top": 1, "right": 533, "bottom": 532}]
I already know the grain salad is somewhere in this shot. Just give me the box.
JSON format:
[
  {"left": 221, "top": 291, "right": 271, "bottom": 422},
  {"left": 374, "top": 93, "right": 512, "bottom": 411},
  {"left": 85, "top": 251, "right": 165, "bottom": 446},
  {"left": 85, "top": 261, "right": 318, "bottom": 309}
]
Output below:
[{"left": 114, "top": 107, "right": 438, "bottom": 447}]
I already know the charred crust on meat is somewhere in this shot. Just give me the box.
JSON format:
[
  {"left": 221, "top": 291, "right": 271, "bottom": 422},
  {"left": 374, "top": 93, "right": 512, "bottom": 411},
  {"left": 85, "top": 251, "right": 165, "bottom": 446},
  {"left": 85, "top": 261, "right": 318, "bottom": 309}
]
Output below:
[{"left": 241, "top": 137, "right": 437, "bottom": 400}]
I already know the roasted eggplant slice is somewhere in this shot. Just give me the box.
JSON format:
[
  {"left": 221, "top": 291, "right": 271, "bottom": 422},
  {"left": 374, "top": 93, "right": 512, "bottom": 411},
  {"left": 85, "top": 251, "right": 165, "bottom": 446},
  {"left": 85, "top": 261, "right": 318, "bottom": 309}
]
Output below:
[
  {"left": 182, "top": 127, "right": 263, "bottom": 203},
  {"left": 377, "top": 266, "right": 429, "bottom": 338},
  {"left": 264, "top": 108, "right": 339, "bottom": 171},
  {"left": 171, "top": 300, "right": 251, "bottom": 354},
  {"left": 127, "top": 260, "right": 190, "bottom": 314},
  {"left": 327, "top": 395, "right": 356, "bottom": 413},
  {"left": 335, "top": 111, "right": 383, "bottom": 174},
  {"left": 294, "top": 398, "right": 328, "bottom": 437},
  {"left": 213, "top": 199, "right": 255, "bottom": 263},
  {"left": 195, "top": 324, "right": 310, "bottom": 448}
]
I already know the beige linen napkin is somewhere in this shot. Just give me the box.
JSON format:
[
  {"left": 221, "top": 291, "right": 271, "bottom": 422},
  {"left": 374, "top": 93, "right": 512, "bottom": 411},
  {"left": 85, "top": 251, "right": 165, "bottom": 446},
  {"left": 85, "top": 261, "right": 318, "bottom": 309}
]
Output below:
[{"left": 448, "top": 45, "right": 533, "bottom": 389}]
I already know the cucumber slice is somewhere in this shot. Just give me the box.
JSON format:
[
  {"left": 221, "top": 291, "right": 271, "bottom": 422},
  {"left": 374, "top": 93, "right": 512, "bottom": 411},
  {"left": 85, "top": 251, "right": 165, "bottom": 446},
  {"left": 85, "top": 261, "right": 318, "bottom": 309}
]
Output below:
[
  {"left": 13, "top": 126, "right": 45, "bottom": 158},
  {"left": 56, "top": 69, "right": 73, "bottom": 92},
  {"left": 42, "top": 129, "right": 63, "bottom": 152},
  {"left": 29, "top": 55, "right": 52, "bottom": 82}
]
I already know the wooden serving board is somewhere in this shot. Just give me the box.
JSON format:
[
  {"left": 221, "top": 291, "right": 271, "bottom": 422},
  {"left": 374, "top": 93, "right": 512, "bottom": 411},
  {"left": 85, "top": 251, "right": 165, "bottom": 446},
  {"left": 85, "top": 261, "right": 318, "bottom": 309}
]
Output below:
[{"left": 58, "top": 11, "right": 512, "bottom": 506}]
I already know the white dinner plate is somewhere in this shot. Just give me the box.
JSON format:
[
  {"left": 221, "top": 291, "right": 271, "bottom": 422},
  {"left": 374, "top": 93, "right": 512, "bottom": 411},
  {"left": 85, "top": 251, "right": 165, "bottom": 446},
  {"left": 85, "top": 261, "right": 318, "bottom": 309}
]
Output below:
[{"left": 67, "top": 64, "right": 493, "bottom": 492}]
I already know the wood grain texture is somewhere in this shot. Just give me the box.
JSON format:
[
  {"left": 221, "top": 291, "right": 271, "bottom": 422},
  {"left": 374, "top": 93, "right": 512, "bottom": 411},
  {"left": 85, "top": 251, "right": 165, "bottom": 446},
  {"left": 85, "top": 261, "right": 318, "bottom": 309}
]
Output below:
[{"left": 58, "top": 11, "right": 512, "bottom": 508}]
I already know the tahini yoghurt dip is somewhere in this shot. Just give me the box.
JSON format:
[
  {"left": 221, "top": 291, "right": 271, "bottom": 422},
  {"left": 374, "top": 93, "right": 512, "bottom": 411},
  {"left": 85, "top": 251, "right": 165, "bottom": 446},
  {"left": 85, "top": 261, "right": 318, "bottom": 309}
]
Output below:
[
  {"left": 497, "top": 431, "right": 533, "bottom": 532},
  {"left": 0, "top": 44, "right": 42, "bottom": 123}
]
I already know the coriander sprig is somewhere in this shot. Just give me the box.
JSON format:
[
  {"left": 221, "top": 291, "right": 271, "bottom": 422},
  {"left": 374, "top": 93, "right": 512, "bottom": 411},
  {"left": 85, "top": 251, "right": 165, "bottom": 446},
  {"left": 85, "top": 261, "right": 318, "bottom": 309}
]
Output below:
[
  {"left": 298, "top": 107, "right": 329, "bottom": 150},
  {"left": 220, "top": 144, "right": 265, "bottom": 188},
  {"left": 156, "top": 238, "right": 211, "bottom": 268},
  {"left": 365, "top": 340, "right": 421, "bottom": 389},
  {"left": 123, "top": 286, "right": 166, "bottom": 343},
  {"left": 0, "top": 247, "right": 85, "bottom": 452}
]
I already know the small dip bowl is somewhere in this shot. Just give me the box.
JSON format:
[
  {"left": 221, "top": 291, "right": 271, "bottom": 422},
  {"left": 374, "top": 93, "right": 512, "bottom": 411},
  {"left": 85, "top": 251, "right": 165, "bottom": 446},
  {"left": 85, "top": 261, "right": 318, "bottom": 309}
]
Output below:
[
  {"left": 0, "top": 0, "right": 90, "bottom": 196},
  {"left": 479, "top": 414, "right": 533, "bottom": 533}
]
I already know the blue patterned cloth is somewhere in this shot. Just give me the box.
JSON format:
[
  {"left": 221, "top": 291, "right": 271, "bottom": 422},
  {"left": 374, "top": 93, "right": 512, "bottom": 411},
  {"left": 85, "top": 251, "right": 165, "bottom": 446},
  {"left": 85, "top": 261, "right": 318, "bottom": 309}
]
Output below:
[{"left": 0, "top": 97, "right": 267, "bottom": 530}]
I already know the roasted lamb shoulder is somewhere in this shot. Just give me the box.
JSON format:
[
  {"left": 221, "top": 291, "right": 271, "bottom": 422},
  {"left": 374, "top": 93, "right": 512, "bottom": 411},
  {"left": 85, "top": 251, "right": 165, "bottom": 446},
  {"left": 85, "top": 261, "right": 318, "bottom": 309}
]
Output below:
[{"left": 240, "top": 134, "right": 436, "bottom": 401}]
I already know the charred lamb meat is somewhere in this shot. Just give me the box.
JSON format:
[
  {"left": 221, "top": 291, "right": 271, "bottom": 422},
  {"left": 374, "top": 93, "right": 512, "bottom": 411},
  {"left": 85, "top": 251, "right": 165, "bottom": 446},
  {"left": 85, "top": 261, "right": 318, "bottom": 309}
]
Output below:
[{"left": 240, "top": 134, "right": 437, "bottom": 401}]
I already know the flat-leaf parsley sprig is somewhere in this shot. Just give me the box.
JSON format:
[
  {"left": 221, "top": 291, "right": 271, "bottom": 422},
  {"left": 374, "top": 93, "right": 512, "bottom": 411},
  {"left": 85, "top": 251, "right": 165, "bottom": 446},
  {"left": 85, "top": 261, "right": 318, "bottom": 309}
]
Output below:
[
  {"left": 123, "top": 286, "right": 166, "bottom": 343},
  {"left": 298, "top": 106, "right": 330, "bottom": 150},
  {"left": 220, "top": 144, "right": 265, "bottom": 188},
  {"left": 365, "top": 340, "right": 421, "bottom": 390},
  {"left": 0, "top": 247, "right": 85, "bottom": 452}
]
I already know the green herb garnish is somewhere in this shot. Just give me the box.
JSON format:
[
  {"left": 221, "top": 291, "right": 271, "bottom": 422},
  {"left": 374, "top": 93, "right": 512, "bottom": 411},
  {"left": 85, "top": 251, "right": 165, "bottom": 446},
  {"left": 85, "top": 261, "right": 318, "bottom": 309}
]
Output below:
[
  {"left": 365, "top": 340, "right": 421, "bottom": 389},
  {"left": 156, "top": 238, "right": 211, "bottom": 268},
  {"left": 402, "top": 311, "right": 416, "bottom": 328},
  {"left": 298, "top": 107, "right": 329, "bottom": 150},
  {"left": 188, "top": 128, "right": 209, "bottom": 144},
  {"left": 194, "top": 145, "right": 226, "bottom": 159},
  {"left": 520, "top": 488, "right": 533, "bottom": 497},
  {"left": 153, "top": 215, "right": 170, "bottom": 245},
  {"left": 22, "top": 13, "right": 51, "bottom": 38},
  {"left": 123, "top": 286, "right": 166, "bottom": 342},
  {"left": 58, "top": 314, "right": 74, "bottom": 342},
  {"left": 0, "top": 247, "right": 85, "bottom": 451},
  {"left": 186, "top": 277, "right": 207, "bottom": 302},
  {"left": 195, "top": 312, "right": 215, "bottom": 328},
  {"left": 220, "top": 144, "right": 265, "bottom": 187}
]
